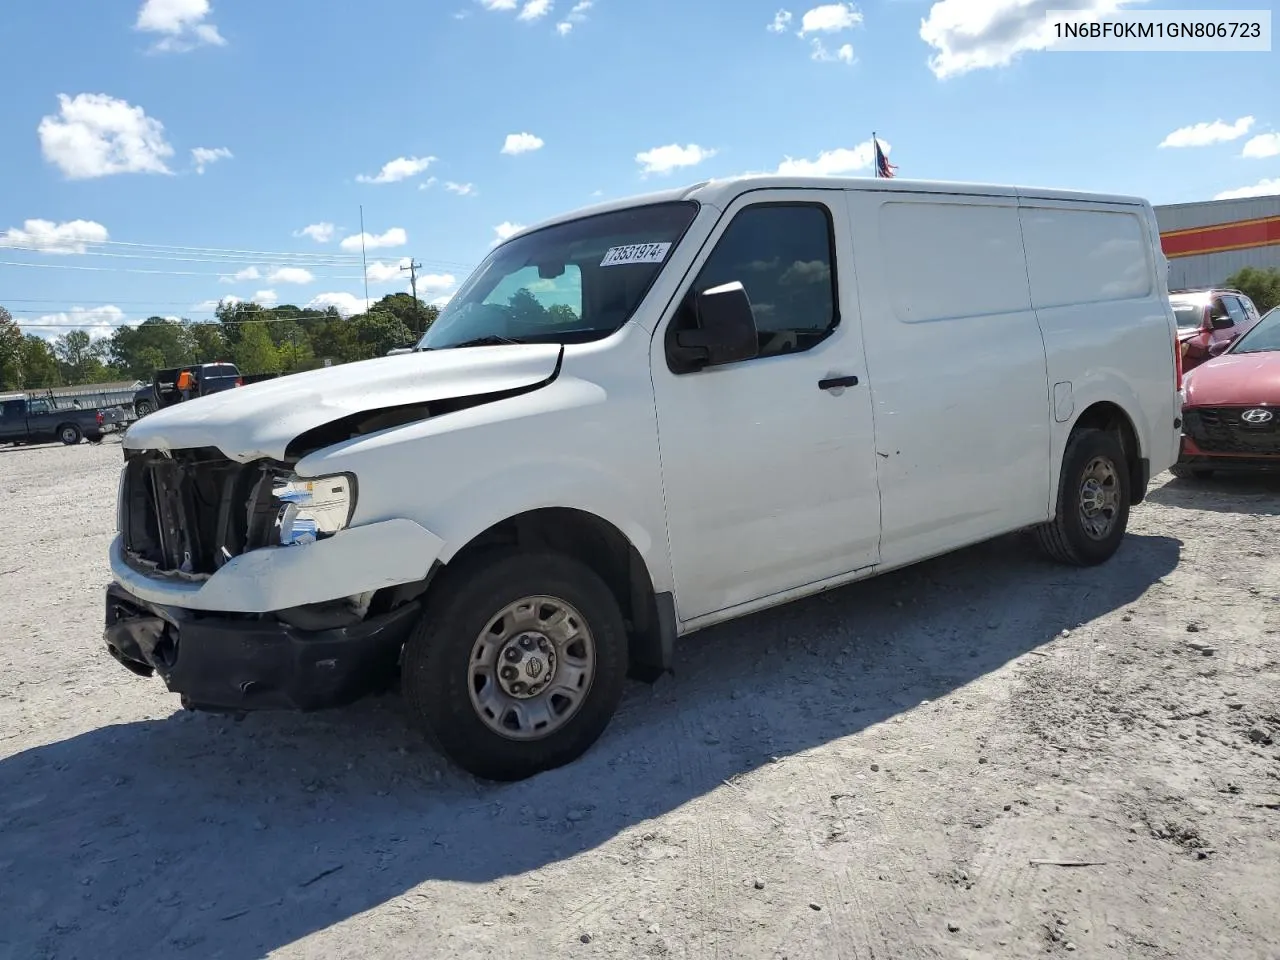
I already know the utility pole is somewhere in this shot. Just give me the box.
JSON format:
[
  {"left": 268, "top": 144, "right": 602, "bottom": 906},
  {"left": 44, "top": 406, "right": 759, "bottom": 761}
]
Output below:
[{"left": 401, "top": 258, "right": 424, "bottom": 335}]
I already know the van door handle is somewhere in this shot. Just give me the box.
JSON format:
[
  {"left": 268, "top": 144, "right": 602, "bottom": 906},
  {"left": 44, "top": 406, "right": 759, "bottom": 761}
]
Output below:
[{"left": 818, "top": 375, "right": 859, "bottom": 390}]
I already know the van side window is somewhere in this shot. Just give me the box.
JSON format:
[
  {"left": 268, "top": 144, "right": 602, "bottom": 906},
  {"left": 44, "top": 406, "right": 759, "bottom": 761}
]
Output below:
[{"left": 684, "top": 203, "right": 837, "bottom": 358}]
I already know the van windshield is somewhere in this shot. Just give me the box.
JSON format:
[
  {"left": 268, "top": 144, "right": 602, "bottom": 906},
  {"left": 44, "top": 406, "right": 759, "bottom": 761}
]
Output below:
[{"left": 418, "top": 201, "right": 699, "bottom": 350}]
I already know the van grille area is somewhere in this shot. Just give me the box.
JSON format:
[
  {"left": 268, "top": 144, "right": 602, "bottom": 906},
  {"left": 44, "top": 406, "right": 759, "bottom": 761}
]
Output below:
[
  {"left": 1183, "top": 407, "right": 1280, "bottom": 456},
  {"left": 120, "top": 448, "right": 288, "bottom": 576}
]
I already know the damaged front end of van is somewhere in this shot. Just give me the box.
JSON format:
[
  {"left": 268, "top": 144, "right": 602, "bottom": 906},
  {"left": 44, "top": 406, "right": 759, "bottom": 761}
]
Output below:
[{"left": 103, "top": 343, "right": 566, "bottom": 713}]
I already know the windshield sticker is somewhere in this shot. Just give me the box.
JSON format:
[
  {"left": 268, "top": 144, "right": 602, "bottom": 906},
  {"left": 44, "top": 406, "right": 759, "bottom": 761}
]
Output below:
[{"left": 600, "top": 242, "right": 672, "bottom": 267}]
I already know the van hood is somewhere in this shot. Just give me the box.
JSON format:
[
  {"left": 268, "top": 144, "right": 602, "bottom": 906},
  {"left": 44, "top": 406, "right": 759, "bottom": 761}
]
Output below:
[
  {"left": 1183, "top": 351, "right": 1280, "bottom": 408},
  {"left": 123, "top": 344, "right": 563, "bottom": 462}
]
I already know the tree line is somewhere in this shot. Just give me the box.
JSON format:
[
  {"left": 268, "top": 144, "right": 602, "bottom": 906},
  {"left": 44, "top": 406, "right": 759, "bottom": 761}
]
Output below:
[{"left": 0, "top": 294, "right": 439, "bottom": 391}]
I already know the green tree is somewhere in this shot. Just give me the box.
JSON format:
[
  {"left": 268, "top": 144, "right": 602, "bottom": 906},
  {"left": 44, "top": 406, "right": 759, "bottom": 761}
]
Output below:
[
  {"left": 0, "top": 306, "right": 23, "bottom": 390},
  {"left": 186, "top": 321, "right": 229, "bottom": 362},
  {"left": 232, "top": 322, "right": 281, "bottom": 374},
  {"left": 53, "top": 330, "right": 112, "bottom": 384},
  {"left": 19, "top": 335, "right": 59, "bottom": 388},
  {"left": 1225, "top": 266, "right": 1280, "bottom": 315},
  {"left": 370, "top": 293, "right": 438, "bottom": 339},
  {"left": 351, "top": 312, "right": 414, "bottom": 359},
  {"left": 107, "top": 317, "right": 194, "bottom": 379}
]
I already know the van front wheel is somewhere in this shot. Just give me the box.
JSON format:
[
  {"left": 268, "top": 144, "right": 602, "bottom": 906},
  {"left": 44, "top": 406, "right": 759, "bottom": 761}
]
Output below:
[
  {"left": 1034, "top": 427, "right": 1130, "bottom": 566},
  {"left": 402, "top": 549, "right": 629, "bottom": 782}
]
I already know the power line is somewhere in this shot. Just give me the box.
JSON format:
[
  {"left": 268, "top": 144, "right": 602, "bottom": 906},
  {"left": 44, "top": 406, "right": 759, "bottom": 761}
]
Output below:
[{"left": 0, "top": 237, "right": 474, "bottom": 268}]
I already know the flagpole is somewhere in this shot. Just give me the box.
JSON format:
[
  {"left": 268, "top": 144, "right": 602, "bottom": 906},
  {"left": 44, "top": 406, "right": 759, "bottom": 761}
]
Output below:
[{"left": 872, "top": 131, "right": 878, "bottom": 178}]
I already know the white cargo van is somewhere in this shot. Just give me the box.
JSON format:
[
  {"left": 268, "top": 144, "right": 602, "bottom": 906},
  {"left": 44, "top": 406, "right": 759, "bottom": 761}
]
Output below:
[{"left": 105, "top": 175, "right": 1183, "bottom": 780}]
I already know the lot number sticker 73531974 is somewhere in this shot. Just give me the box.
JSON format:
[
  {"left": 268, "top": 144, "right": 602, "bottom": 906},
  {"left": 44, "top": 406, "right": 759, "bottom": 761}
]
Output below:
[{"left": 600, "top": 242, "right": 672, "bottom": 267}]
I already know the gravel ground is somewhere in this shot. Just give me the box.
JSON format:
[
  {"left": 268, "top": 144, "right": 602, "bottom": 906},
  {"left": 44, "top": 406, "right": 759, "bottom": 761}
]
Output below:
[{"left": 1, "top": 437, "right": 1278, "bottom": 960}]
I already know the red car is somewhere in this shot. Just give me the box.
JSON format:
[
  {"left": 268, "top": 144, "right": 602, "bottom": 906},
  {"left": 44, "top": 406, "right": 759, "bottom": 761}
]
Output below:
[
  {"left": 1170, "top": 287, "right": 1261, "bottom": 373},
  {"left": 1174, "top": 304, "right": 1280, "bottom": 478}
]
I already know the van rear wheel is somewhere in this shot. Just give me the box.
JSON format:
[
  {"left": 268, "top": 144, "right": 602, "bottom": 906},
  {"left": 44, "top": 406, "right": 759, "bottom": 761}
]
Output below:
[
  {"left": 1034, "top": 427, "right": 1130, "bottom": 566},
  {"left": 401, "top": 549, "right": 629, "bottom": 782}
]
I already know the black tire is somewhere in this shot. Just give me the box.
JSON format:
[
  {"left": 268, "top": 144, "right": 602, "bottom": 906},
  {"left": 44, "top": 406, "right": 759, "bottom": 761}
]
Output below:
[
  {"left": 402, "top": 548, "right": 629, "bottom": 782},
  {"left": 1169, "top": 463, "right": 1213, "bottom": 480},
  {"left": 1034, "top": 427, "right": 1131, "bottom": 566},
  {"left": 135, "top": 401, "right": 153, "bottom": 418},
  {"left": 58, "top": 423, "right": 82, "bottom": 446}
]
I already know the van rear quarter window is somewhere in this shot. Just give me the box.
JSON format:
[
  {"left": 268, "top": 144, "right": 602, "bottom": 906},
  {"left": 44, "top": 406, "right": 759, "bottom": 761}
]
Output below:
[
  {"left": 877, "top": 201, "right": 1031, "bottom": 323},
  {"left": 1019, "top": 207, "right": 1152, "bottom": 308}
]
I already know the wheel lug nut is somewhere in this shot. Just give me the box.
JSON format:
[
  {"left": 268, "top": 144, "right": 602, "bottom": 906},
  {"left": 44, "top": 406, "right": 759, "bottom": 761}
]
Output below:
[
  {"left": 511, "top": 682, "right": 525, "bottom": 694},
  {"left": 520, "top": 636, "right": 533, "bottom": 649},
  {"left": 505, "top": 648, "right": 521, "bottom": 662},
  {"left": 501, "top": 666, "right": 517, "bottom": 680}
]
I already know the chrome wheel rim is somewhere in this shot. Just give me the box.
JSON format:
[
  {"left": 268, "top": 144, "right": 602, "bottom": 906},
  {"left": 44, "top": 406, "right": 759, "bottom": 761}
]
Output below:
[
  {"left": 61, "top": 427, "right": 77, "bottom": 443},
  {"left": 467, "top": 595, "right": 596, "bottom": 741},
  {"left": 1078, "top": 455, "right": 1121, "bottom": 540}
]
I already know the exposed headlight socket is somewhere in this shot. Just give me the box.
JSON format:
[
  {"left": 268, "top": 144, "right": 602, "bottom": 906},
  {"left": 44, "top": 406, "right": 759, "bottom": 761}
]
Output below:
[{"left": 272, "top": 473, "right": 356, "bottom": 546}]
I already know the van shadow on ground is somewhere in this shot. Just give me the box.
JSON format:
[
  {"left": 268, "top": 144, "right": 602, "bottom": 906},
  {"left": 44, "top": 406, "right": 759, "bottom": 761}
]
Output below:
[{"left": 0, "top": 531, "right": 1179, "bottom": 960}]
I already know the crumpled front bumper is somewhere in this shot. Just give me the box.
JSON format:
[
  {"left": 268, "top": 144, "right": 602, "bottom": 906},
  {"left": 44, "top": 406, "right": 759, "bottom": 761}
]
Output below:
[
  {"left": 108, "top": 517, "right": 444, "bottom": 613},
  {"left": 104, "top": 583, "right": 421, "bottom": 712}
]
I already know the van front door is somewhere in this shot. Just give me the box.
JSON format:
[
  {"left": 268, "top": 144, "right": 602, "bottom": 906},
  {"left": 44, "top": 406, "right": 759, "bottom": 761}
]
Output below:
[{"left": 651, "top": 191, "right": 882, "bottom": 624}]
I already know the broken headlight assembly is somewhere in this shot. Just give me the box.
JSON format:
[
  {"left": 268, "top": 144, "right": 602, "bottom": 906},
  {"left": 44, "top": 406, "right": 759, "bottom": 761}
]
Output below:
[{"left": 271, "top": 473, "right": 356, "bottom": 546}]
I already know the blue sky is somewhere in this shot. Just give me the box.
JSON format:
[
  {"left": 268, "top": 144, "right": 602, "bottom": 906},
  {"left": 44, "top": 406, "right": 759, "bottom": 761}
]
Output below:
[{"left": 1, "top": 0, "right": 1277, "bottom": 339}]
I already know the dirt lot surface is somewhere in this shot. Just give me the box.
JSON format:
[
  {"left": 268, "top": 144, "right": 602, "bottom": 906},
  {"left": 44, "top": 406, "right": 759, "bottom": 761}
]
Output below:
[{"left": 2, "top": 438, "right": 1278, "bottom": 960}]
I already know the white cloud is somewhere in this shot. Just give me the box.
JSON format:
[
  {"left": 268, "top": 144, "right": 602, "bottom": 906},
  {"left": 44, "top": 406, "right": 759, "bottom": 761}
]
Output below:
[
  {"left": 356, "top": 156, "right": 437, "bottom": 184},
  {"left": 494, "top": 222, "right": 526, "bottom": 242},
  {"left": 445, "top": 181, "right": 477, "bottom": 196},
  {"left": 1241, "top": 133, "right": 1280, "bottom": 159},
  {"left": 268, "top": 267, "right": 314, "bottom": 285},
  {"left": 307, "top": 292, "right": 368, "bottom": 316},
  {"left": 480, "top": 0, "right": 518, "bottom": 8},
  {"left": 1214, "top": 178, "right": 1280, "bottom": 201},
  {"left": 191, "top": 145, "right": 232, "bottom": 173},
  {"left": 502, "top": 132, "right": 545, "bottom": 155},
  {"left": 218, "top": 266, "right": 261, "bottom": 284},
  {"left": 0, "top": 218, "right": 109, "bottom": 254},
  {"left": 556, "top": 0, "right": 591, "bottom": 33},
  {"left": 810, "top": 38, "right": 855, "bottom": 62},
  {"left": 1159, "top": 117, "right": 1255, "bottom": 148},
  {"left": 776, "top": 138, "right": 881, "bottom": 176},
  {"left": 366, "top": 259, "right": 409, "bottom": 284},
  {"left": 768, "top": 9, "right": 793, "bottom": 32},
  {"left": 38, "top": 93, "right": 174, "bottom": 179},
  {"left": 417, "top": 273, "right": 457, "bottom": 292},
  {"left": 798, "top": 3, "right": 862, "bottom": 34},
  {"left": 429, "top": 292, "right": 457, "bottom": 308},
  {"left": 518, "top": 0, "right": 552, "bottom": 21},
  {"left": 194, "top": 297, "right": 234, "bottom": 312},
  {"left": 33, "top": 305, "right": 128, "bottom": 341},
  {"left": 135, "top": 0, "right": 226, "bottom": 52},
  {"left": 294, "top": 222, "right": 335, "bottom": 243},
  {"left": 252, "top": 289, "right": 279, "bottom": 307},
  {"left": 339, "top": 227, "right": 408, "bottom": 251},
  {"left": 635, "top": 143, "right": 717, "bottom": 176},
  {"left": 920, "top": 0, "right": 1143, "bottom": 80}
]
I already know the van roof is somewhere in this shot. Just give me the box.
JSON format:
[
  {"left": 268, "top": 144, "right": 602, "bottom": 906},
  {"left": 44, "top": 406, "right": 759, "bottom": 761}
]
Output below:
[{"left": 503, "top": 174, "right": 1151, "bottom": 242}]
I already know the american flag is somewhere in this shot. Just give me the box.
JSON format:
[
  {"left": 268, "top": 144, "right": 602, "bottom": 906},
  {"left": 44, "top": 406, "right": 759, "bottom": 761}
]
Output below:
[{"left": 873, "top": 136, "right": 896, "bottom": 179}]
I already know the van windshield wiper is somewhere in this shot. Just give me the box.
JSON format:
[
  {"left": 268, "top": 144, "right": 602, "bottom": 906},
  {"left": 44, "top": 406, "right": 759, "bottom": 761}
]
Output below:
[{"left": 440, "top": 335, "right": 526, "bottom": 349}]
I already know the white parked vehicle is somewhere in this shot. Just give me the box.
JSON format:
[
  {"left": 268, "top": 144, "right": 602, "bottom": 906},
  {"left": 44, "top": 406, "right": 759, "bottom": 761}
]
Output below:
[{"left": 105, "top": 175, "right": 1183, "bottom": 780}]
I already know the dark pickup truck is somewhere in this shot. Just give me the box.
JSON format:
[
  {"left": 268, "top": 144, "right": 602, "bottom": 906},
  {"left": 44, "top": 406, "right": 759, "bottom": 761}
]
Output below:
[
  {"left": 133, "top": 363, "right": 243, "bottom": 417},
  {"left": 0, "top": 396, "right": 114, "bottom": 446}
]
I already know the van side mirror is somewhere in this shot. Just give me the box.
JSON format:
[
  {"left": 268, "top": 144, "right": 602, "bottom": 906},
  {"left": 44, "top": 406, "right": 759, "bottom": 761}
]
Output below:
[
  {"left": 1210, "top": 313, "right": 1233, "bottom": 330},
  {"left": 668, "top": 281, "right": 759, "bottom": 372}
]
